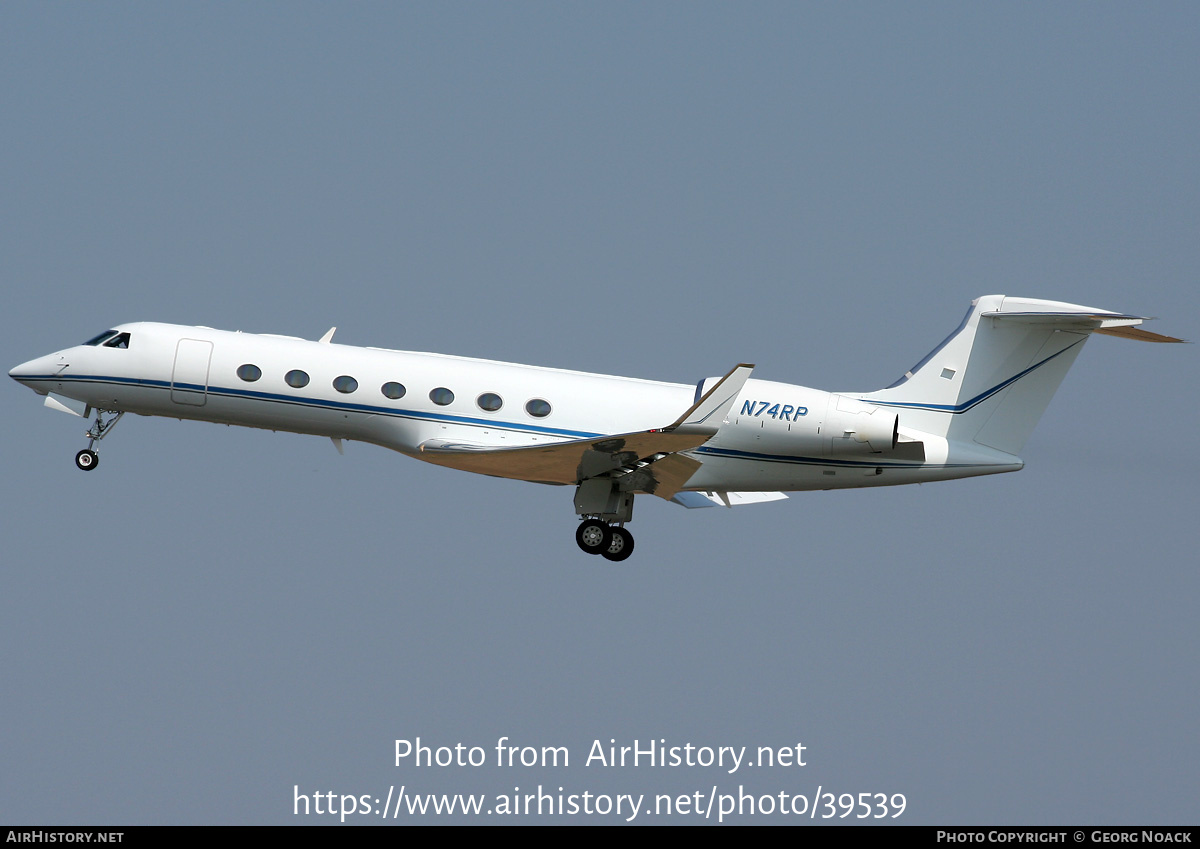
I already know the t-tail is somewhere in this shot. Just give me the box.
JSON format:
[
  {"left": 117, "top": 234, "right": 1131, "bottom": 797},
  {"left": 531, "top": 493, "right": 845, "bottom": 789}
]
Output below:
[{"left": 860, "top": 295, "right": 1183, "bottom": 457}]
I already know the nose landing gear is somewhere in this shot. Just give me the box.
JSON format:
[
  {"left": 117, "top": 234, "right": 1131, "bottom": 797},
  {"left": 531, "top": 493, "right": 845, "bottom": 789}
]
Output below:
[{"left": 74, "top": 409, "right": 124, "bottom": 471}]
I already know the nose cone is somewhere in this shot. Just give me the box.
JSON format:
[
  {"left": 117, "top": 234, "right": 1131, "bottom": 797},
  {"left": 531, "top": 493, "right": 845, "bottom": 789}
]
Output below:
[{"left": 9, "top": 354, "right": 57, "bottom": 389}]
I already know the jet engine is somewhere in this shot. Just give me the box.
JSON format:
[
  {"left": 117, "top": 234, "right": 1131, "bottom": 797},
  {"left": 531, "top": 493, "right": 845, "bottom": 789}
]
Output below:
[{"left": 826, "top": 397, "right": 898, "bottom": 454}]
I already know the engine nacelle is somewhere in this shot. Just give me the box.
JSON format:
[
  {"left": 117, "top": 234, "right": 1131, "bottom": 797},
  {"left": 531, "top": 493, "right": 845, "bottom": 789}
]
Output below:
[{"left": 826, "top": 396, "right": 898, "bottom": 454}]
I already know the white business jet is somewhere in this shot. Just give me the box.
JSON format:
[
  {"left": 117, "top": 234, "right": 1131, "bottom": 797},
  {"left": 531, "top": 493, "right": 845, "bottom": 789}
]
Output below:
[{"left": 10, "top": 295, "right": 1181, "bottom": 561}]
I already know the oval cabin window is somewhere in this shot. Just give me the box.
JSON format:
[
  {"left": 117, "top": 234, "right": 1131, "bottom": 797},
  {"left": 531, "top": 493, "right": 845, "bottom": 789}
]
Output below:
[
  {"left": 476, "top": 393, "right": 503, "bottom": 412},
  {"left": 285, "top": 370, "right": 310, "bottom": 388}
]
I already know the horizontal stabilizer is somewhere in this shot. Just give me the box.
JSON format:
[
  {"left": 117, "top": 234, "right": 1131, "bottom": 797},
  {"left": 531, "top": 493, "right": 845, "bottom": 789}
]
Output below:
[
  {"left": 670, "top": 491, "right": 789, "bottom": 509},
  {"left": 980, "top": 309, "right": 1184, "bottom": 342},
  {"left": 1094, "top": 325, "right": 1185, "bottom": 343}
]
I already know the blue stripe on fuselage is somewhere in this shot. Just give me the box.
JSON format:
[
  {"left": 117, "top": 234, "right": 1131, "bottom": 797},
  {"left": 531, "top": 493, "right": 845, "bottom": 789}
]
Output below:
[{"left": 16, "top": 373, "right": 603, "bottom": 440}]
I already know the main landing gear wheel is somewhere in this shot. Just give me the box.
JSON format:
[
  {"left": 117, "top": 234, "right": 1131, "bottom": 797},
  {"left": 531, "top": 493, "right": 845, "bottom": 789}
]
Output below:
[
  {"left": 75, "top": 449, "right": 99, "bottom": 471},
  {"left": 601, "top": 527, "right": 634, "bottom": 562},
  {"left": 575, "top": 519, "right": 612, "bottom": 555}
]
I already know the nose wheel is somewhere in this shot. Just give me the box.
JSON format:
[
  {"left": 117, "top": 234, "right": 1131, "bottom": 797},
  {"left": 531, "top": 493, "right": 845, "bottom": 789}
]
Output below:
[
  {"left": 575, "top": 520, "right": 635, "bottom": 561},
  {"left": 73, "top": 409, "right": 124, "bottom": 471}
]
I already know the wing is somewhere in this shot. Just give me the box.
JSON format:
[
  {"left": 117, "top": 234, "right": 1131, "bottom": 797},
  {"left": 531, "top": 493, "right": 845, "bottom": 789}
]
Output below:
[{"left": 417, "top": 363, "right": 754, "bottom": 495}]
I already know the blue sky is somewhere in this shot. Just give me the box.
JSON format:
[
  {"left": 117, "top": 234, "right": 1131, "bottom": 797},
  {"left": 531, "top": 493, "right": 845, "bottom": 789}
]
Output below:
[{"left": 3, "top": 3, "right": 1197, "bottom": 824}]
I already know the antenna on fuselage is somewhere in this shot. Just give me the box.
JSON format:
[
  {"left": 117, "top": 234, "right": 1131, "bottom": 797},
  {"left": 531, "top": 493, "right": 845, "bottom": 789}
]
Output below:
[{"left": 318, "top": 327, "right": 336, "bottom": 344}]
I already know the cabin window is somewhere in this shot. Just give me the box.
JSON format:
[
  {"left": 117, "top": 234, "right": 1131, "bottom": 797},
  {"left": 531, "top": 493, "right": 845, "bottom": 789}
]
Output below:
[
  {"left": 476, "top": 393, "right": 503, "bottom": 412},
  {"left": 381, "top": 382, "right": 406, "bottom": 400},
  {"left": 525, "top": 398, "right": 552, "bottom": 418},
  {"left": 84, "top": 330, "right": 119, "bottom": 346},
  {"left": 430, "top": 387, "right": 454, "bottom": 406},
  {"left": 237, "top": 364, "right": 262, "bottom": 382},
  {"left": 285, "top": 370, "right": 310, "bottom": 388},
  {"left": 333, "top": 375, "right": 358, "bottom": 394}
]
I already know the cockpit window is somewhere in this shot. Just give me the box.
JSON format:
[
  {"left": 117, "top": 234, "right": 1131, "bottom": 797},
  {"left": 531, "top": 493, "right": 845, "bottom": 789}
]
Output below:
[
  {"left": 84, "top": 330, "right": 119, "bottom": 346},
  {"left": 83, "top": 330, "right": 131, "bottom": 348}
]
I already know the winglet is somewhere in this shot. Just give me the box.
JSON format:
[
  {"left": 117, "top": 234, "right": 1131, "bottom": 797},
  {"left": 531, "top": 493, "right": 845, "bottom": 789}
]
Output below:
[
  {"left": 318, "top": 327, "right": 337, "bottom": 344},
  {"left": 667, "top": 363, "right": 754, "bottom": 435}
]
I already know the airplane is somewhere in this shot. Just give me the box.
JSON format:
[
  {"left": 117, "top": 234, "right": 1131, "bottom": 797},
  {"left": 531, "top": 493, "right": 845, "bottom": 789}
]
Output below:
[{"left": 9, "top": 295, "right": 1182, "bottom": 561}]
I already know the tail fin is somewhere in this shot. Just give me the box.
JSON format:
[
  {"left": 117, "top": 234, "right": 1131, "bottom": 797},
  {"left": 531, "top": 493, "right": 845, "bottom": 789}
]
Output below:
[{"left": 861, "top": 295, "right": 1182, "bottom": 456}]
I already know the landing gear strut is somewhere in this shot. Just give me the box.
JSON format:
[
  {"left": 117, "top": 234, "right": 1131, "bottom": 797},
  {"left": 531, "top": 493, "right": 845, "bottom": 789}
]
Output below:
[{"left": 75, "top": 409, "right": 124, "bottom": 472}]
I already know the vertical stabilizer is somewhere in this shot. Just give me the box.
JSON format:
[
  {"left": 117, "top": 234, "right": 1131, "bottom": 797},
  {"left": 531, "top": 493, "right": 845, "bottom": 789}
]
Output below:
[{"left": 860, "top": 296, "right": 1178, "bottom": 456}]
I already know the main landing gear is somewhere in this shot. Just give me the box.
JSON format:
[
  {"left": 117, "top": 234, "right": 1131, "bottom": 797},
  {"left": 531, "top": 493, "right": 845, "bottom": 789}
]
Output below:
[
  {"left": 573, "top": 477, "right": 637, "bottom": 561},
  {"left": 74, "top": 409, "right": 124, "bottom": 472},
  {"left": 575, "top": 519, "right": 635, "bottom": 562}
]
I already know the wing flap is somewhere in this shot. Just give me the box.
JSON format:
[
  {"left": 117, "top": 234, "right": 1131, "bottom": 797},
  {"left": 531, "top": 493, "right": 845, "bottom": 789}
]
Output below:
[{"left": 605, "top": 453, "right": 703, "bottom": 499}]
